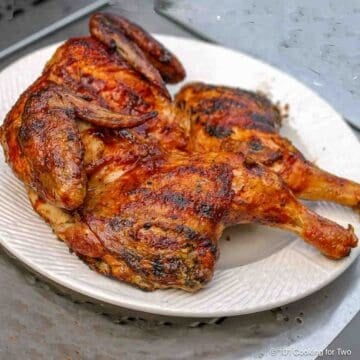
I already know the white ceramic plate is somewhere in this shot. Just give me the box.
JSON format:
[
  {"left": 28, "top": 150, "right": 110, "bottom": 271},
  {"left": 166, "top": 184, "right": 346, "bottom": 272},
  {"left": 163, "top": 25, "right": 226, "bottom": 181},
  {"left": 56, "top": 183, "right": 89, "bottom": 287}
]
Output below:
[{"left": 0, "top": 36, "right": 359, "bottom": 318}]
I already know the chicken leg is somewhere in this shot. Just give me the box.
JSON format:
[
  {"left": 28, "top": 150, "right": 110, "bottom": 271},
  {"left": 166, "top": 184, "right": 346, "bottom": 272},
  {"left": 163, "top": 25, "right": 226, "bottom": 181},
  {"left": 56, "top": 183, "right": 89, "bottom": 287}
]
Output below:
[
  {"left": 27, "top": 149, "right": 357, "bottom": 292},
  {"left": 176, "top": 82, "right": 360, "bottom": 211}
]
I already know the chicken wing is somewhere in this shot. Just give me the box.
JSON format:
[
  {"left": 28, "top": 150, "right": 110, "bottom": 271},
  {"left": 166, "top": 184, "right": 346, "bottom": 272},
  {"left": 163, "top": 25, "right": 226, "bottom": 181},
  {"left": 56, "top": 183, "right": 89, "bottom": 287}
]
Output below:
[{"left": 2, "top": 78, "right": 155, "bottom": 209}]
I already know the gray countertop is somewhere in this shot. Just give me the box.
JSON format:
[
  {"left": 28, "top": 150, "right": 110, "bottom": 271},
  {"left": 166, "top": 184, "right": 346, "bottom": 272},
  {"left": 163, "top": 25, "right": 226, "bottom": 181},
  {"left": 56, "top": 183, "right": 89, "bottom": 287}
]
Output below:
[
  {"left": 0, "top": 1, "right": 359, "bottom": 359},
  {"left": 156, "top": 0, "right": 360, "bottom": 131}
]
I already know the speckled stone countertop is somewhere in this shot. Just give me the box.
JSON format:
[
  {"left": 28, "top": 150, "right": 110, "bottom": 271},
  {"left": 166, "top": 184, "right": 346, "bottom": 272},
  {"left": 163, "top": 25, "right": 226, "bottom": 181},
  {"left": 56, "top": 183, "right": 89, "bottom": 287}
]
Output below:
[
  {"left": 0, "top": 247, "right": 358, "bottom": 360},
  {"left": 0, "top": 1, "right": 359, "bottom": 359}
]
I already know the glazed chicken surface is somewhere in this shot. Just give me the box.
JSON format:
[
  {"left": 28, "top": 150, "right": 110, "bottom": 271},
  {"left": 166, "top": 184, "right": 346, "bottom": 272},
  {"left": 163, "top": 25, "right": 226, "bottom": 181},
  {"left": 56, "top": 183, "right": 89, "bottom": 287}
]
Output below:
[{"left": 0, "top": 13, "right": 359, "bottom": 291}]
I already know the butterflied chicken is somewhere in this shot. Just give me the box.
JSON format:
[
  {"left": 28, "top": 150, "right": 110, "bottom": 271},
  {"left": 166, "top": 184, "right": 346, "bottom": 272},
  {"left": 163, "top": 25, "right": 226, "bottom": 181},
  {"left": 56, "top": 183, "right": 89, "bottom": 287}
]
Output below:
[{"left": 0, "top": 13, "right": 358, "bottom": 291}]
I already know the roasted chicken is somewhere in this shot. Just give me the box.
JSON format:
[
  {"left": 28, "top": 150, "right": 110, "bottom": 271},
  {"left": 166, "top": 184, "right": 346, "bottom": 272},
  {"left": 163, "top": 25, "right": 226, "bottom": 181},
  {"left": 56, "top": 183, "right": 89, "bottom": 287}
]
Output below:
[{"left": 0, "top": 13, "right": 358, "bottom": 291}]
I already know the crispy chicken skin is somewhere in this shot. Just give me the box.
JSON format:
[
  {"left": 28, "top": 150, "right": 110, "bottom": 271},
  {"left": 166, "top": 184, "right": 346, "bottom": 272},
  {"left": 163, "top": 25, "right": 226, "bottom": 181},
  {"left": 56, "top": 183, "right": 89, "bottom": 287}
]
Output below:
[
  {"left": 28, "top": 150, "right": 357, "bottom": 291},
  {"left": 176, "top": 82, "right": 360, "bottom": 210},
  {"left": 1, "top": 34, "right": 184, "bottom": 208},
  {"left": 0, "top": 13, "right": 358, "bottom": 291},
  {"left": 28, "top": 154, "right": 233, "bottom": 291}
]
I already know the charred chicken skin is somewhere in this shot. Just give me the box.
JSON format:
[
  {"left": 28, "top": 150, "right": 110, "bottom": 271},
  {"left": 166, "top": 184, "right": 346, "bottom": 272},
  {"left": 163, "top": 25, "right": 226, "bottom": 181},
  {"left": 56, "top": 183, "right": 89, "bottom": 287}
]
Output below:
[
  {"left": 176, "top": 82, "right": 360, "bottom": 210},
  {"left": 0, "top": 13, "right": 358, "bottom": 291}
]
